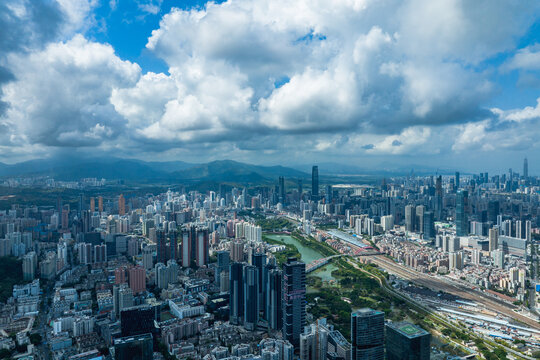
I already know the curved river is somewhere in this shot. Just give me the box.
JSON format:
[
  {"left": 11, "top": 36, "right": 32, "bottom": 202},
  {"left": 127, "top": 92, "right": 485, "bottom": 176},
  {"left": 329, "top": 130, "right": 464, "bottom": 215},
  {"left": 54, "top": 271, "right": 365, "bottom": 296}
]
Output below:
[{"left": 264, "top": 233, "right": 337, "bottom": 281}]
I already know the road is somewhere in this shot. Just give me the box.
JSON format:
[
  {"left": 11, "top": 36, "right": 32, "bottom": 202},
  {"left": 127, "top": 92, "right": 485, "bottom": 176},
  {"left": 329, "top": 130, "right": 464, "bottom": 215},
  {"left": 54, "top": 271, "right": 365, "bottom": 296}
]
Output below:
[
  {"left": 348, "top": 258, "right": 535, "bottom": 360},
  {"left": 367, "top": 255, "right": 540, "bottom": 331}
]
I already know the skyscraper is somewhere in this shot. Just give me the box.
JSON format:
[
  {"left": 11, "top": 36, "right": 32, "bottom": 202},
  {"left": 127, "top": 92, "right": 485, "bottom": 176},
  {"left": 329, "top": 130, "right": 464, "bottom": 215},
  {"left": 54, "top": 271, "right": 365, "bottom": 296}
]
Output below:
[
  {"left": 90, "top": 197, "right": 95, "bottom": 212},
  {"left": 298, "top": 179, "right": 303, "bottom": 201},
  {"left": 98, "top": 196, "right": 103, "bottom": 213},
  {"left": 351, "top": 308, "right": 385, "bottom": 360},
  {"left": 252, "top": 252, "right": 267, "bottom": 311},
  {"left": 405, "top": 205, "right": 415, "bottom": 232},
  {"left": 229, "top": 262, "right": 244, "bottom": 325},
  {"left": 312, "top": 166, "right": 319, "bottom": 201},
  {"left": 279, "top": 176, "right": 286, "bottom": 204},
  {"left": 455, "top": 171, "right": 460, "bottom": 190},
  {"left": 385, "top": 322, "right": 430, "bottom": 360},
  {"left": 215, "top": 250, "right": 230, "bottom": 286},
  {"left": 267, "top": 268, "right": 282, "bottom": 330},
  {"left": 156, "top": 230, "right": 167, "bottom": 264},
  {"left": 456, "top": 190, "right": 468, "bottom": 237},
  {"left": 282, "top": 257, "right": 306, "bottom": 348},
  {"left": 129, "top": 266, "right": 146, "bottom": 294},
  {"left": 415, "top": 205, "right": 425, "bottom": 233},
  {"left": 423, "top": 211, "right": 435, "bottom": 240},
  {"left": 524, "top": 157, "right": 528, "bottom": 180},
  {"left": 243, "top": 265, "right": 259, "bottom": 330}
]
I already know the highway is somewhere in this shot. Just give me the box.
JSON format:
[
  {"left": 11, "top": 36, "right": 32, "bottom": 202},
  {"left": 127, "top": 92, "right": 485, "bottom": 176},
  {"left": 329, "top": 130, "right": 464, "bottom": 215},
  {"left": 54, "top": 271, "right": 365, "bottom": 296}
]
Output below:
[{"left": 367, "top": 255, "right": 540, "bottom": 331}]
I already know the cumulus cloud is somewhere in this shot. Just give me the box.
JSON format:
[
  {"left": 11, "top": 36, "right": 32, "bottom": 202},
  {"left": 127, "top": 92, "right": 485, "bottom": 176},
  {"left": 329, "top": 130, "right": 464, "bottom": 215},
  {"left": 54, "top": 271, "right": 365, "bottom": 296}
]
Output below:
[
  {"left": 1, "top": 0, "right": 540, "bottom": 164},
  {"left": 2, "top": 35, "right": 140, "bottom": 147}
]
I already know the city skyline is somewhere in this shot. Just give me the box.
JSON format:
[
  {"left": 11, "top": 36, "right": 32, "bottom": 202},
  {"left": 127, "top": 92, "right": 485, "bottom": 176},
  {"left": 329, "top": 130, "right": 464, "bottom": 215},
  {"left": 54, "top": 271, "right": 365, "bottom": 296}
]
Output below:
[{"left": 0, "top": 1, "right": 539, "bottom": 171}]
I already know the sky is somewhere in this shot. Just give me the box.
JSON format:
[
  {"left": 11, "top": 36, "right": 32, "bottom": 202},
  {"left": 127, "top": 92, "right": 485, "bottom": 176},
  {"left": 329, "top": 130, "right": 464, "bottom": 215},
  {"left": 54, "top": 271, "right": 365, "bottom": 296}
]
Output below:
[{"left": 0, "top": 0, "right": 540, "bottom": 174}]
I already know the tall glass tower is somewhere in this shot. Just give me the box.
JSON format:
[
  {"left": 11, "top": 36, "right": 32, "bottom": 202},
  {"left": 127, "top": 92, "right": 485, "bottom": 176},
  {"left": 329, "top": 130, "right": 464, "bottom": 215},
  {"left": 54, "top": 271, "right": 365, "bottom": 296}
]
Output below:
[
  {"left": 282, "top": 257, "right": 306, "bottom": 348},
  {"left": 312, "top": 166, "right": 319, "bottom": 200},
  {"left": 456, "top": 190, "right": 468, "bottom": 237},
  {"left": 351, "top": 308, "right": 385, "bottom": 360}
]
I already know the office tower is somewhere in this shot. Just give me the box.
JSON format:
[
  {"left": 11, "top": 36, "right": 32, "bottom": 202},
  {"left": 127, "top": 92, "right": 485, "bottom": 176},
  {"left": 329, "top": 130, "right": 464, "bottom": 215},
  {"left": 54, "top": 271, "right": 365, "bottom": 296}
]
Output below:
[
  {"left": 231, "top": 240, "right": 244, "bottom": 262},
  {"left": 326, "top": 185, "right": 333, "bottom": 203},
  {"left": 229, "top": 262, "right": 244, "bottom": 325},
  {"left": 243, "top": 265, "right": 259, "bottom": 330},
  {"left": 79, "top": 193, "right": 84, "bottom": 217},
  {"left": 415, "top": 205, "right": 425, "bottom": 233},
  {"left": 385, "top": 322, "right": 430, "bottom": 360},
  {"left": 455, "top": 171, "right": 460, "bottom": 190},
  {"left": 119, "top": 194, "right": 126, "bottom": 215},
  {"left": 282, "top": 257, "right": 306, "bottom": 348},
  {"left": 142, "top": 246, "right": 154, "bottom": 270},
  {"left": 524, "top": 157, "right": 528, "bottom": 180},
  {"left": 120, "top": 305, "right": 155, "bottom": 337},
  {"left": 90, "top": 197, "right": 95, "bottom": 212},
  {"left": 434, "top": 175, "right": 442, "bottom": 220},
  {"left": 312, "top": 166, "right": 319, "bottom": 201},
  {"left": 489, "top": 228, "right": 499, "bottom": 252},
  {"left": 422, "top": 211, "right": 435, "bottom": 240},
  {"left": 526, "top": 220, "right": 532, "bottom": 242},
  {"left": 216, "top": 251, "right": 230, "bottom": 286},
  {"left": 351, "top": 308, "right": 384, "bottom": 360},
  {"left": 298, "top": 179, "right": 303, "bottom": 201},
  {"left": 405, "top": 205, "right": 415, "bottom": 232},
  {"left": 279, "top": 176, "right": 286, "bottom": 204},
  {"left": 115, "top": 267, "right": 127, "bottom": 284},
  {"left": 129, "top": 266, "right": 146, "bottom": 294},
  {"left": 252, "top": 252, "right": 267, "bottom": 311},
  {"left": 267, "top": 268, "right": 283, "bottom": 330},
  {"left": 62, "top": 207, "right": 69, "bottom": 230},
  {"left": 98, "top": 196, "right": 103, "bottom": 213},
  {"left": 455, "top": 190, "right": 468, "bottom": 237},
  {"left": 114, "top": 333, "right": 153, "bottom": 360},
  {"left": 156, "top": 230, "right": 167, "bottom": 264},
  {"left": 487, "top": 200, "right": 499, "bottom": 224}
]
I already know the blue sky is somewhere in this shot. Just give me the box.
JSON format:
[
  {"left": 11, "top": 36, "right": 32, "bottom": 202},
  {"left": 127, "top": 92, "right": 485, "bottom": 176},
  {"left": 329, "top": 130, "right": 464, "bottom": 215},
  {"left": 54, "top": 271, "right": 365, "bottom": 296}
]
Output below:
[{"left": 0, "top": 0, "right": 540, "bottom": 174}]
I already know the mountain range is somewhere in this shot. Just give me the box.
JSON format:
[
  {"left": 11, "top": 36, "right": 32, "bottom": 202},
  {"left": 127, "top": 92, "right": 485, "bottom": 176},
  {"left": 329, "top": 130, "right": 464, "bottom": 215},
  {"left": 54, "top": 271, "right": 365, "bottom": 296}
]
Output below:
[{"left": 0, "top": 157, "right": 309, "bottom": 184}]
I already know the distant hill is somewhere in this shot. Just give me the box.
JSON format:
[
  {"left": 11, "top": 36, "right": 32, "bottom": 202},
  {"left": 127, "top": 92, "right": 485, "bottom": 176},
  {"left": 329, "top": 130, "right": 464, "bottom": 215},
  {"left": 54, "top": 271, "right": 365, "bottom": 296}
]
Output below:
[{"left": 0, "top": 157, "right": 308, "bottom": 184}]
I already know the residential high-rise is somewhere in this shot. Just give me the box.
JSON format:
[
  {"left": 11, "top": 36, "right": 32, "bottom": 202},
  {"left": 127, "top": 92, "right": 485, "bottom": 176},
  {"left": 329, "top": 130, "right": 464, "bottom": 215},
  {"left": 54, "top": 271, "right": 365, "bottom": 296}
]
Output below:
[
  {"left": 267, "top": 268, "right": 282, "bottom": 330},
  {"left": 119, "top": 194, "right": 126, "bottom": 216},
  {"left": 282, "top": 257, "right": 306, "bottom": 348},
  {"left": 489, "top": 228, "right": 499, "bottom": 252},
  {"left": 129, "top": 266, "right": 146, "bottom": 294},
  {"left": 229, "top": 262, "right": 245, "bottom": 325},
  {"left": 312, "top": 166, "right": 319, "bottom": 201},
  {"left": 98, "top": 196, "right": 103, "bottom": 213},
  {"left": 243, "top": 265, "right": 259, "bottom": 330},
  {"left": 195, "top": 227, "right": 209, "bottom": 267},
  {"left": 115, "top": 267, "right": 127, "bottom": 284},
  {"left": 142, "top": 246, "right": 154, "bottom": 270},
  {"left": 455, "top": 190, "right": 468, "bottom": 237},
  {"left": 351, "top": 308, "right": 385, "bottom": 360},
  {"left": 22, "top": 252, "right": 37, "bottom": 281},
  {"left": 89, "top": 197, "right": 95, "bottom": 212},
  {"left": 231, "top": 240, "right": 244, "bottom": 262},
  {"left": 385, "top": 322, "right": 430, "bottom": 360}
]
